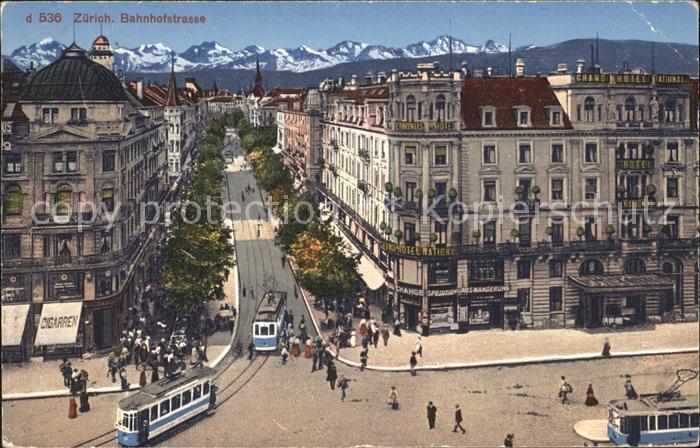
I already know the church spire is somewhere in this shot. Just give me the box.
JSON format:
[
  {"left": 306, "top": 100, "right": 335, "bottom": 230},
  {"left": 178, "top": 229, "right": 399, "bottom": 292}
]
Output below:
[
  {"left": 164, "top": 52, "right": 179, "bottom": 107},
  {"left": 252, "top": 55, "right": 265, "bottom": 97}
]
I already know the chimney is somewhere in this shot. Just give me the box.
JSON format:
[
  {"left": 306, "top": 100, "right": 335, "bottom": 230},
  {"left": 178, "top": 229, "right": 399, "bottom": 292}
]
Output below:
[
  {"left": 623, "top": 61, "right": 630, "bottom": 73},
  {"left": 350, "top": 74, "right": 357, "bottom": 87},
  {"left": 576, "top": 59, "right": 586, "bottom": 73},
  {"left": 26, "top": 61, "right": 36, "bottom": 76},
  {"left": 338, "top": 76, "right": 345, "bottom": 88},
  {"left": 557, "top": 63, "right": 568, "bottom": 74},
  {"left": 461, "top": 60, "right": 470, "bottom": 78},
  {"left": 486, "top": 67, "right": 493, "bottom": 77},
  {"left": 365, "top": 71, "right": 373, "bottom": 86},
  {"left": 377, "top": 71, "right": 387, "bottom": 84},
  {"left": 515, "top": 58, "right": 525, "bottom": 77},
  {"left": 391, "top": 68, "right": 399, "bottom": 82},
  {"left": 136, "top": 80, "right": 144, "bottom": 99}
]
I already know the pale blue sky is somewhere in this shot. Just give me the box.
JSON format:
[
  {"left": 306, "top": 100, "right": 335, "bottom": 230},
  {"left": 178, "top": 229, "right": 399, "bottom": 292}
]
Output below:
[{"left": 1, "top": 1, "right": 698, "bottom": 52}]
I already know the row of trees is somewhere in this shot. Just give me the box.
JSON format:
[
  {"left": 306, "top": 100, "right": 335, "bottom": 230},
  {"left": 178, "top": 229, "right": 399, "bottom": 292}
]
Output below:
[
  {"left": 237, "top": 119, "right": 362, "bottom": 304},
  {"left": 163, "top": 113, "right": 236, "bottom": 317}
]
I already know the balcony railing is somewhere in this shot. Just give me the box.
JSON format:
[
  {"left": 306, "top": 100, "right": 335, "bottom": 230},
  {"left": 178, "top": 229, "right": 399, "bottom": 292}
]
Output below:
[{"left": 618, "top": 197, "right": 657, "bottom": 209}]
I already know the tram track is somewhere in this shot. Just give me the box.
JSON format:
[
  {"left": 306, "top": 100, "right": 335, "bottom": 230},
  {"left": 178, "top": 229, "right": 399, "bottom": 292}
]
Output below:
[{"left": 71, "top": 429, "right": 117, "bottom": 448}]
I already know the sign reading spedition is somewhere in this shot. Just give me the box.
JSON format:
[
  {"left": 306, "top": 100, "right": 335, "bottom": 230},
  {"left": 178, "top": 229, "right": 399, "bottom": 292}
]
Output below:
[
  {"left": 382, "top": 241, "right": 455, "bottom": 257},
  {"left": 574, "top": 73, "right": 690, "bottom": 85}
]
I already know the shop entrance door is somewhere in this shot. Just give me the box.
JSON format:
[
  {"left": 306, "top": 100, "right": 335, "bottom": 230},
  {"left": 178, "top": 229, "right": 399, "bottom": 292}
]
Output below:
[
  {"left": 94, "top": 308, "right": 114, "bottom": 350},
  {"left": 490, "top": 302, "right": 503, "bottom": 328},
  {"left": 405, "top": 305, "right": 418, "bottom": 331},
  {"left": 587, "top": 295, "right": 602, "bottom": 328}
]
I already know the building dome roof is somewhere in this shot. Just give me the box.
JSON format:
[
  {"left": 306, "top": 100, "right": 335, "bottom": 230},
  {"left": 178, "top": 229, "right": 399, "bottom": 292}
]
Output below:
[
  {"left": 20, "top": 43, "right": 127, "bottom": 102},
  {"left": 93, "top": 35, "right": 110, "bottom": 46}
]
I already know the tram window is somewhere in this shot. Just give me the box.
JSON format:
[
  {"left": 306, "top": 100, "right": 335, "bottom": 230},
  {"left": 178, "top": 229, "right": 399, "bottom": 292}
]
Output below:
[
  {"left": 194, "top": 385, "right": 201, "bottom": 399},
  {"left": 183, "top": 390, "right": 192, "bottom": 405},
  {"left": 260, "top": 325, "right": 269, "bottom": 336},
  {"left": 648, "top": 416, "right": 656, "bottom": 430},
  {"left": 269, "top": 324, "right": 275, "bottom": 335},
  {"left": 204, "top": 382, "right": 210, "bottom": 395},
  {"left": 150, "top": 405, "right": 158, "bottom": 421},
  {"left": 122, "top": 412, "right": 130, "bottom": 429},
  {"left": 254, "top": 324, "right": 259, "bottom": 336},
  {"left": 620, "top": 418, "right": 628, "bottom": 434},
  {"left": 172, "top": 395, "right": 181, "bottom": 411},
  {"left": 640, "top": 417, "right": 647, "bottom": 431},
  {"left": 691, "top": 413, "right": 699, "bottom": 427},
  {"left": 668, "top": 414, "right": 679, "bottom": 429},
  {"left": 679, "top": 413, "right": 689, "bottom": 428},
  {"left": 658, "top": 415, "right": 668, "bottom": 429},
  {"left": 160, "top": 400, "right": 170, "bottom": 416}
]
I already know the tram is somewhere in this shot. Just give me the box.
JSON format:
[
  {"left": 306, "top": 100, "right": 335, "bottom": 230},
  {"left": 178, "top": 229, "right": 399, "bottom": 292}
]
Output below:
[
  {"left": 252, "top": 290, "right": 287, "bottom": 351},
  {"left": 607, "top": 369, "right": 699, "bottom": 446},
  {"left": 115, "top": 366, "right": 217, "bottom": 447}
]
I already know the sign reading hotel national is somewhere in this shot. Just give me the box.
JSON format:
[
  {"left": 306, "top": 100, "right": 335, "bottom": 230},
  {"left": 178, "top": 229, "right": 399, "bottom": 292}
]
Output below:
[
  {"left": 574, "top": 73, "right": 690, "bottom": 85},
  {"left": 382, "top": 242, "right": 456, "bottom": 257}
]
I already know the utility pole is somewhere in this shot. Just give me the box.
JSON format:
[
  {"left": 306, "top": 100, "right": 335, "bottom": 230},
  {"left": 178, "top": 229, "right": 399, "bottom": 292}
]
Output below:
[
  {"left": 651, "top": 41, "right": 655, "bottom": 74},
  {"left": 508, "top": 33, "right": 512, "bottom": 77}
]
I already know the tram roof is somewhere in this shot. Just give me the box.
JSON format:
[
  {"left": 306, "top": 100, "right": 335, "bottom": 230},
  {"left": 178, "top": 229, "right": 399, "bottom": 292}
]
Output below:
[
  {"left": 118, "top": 366, "right": 217, "bottom": 411},
  {"left": 255, "top": 291, "right": 287, "bottom": 322},
  {"left": 609, "top": 393, "right": 699, "bottom": 414}
]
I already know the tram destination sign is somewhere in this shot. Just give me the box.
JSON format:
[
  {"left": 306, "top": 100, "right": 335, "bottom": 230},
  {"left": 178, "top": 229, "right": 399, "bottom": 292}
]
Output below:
[{"left": 574, "top": 73, "right": 690, "bottom": 85}]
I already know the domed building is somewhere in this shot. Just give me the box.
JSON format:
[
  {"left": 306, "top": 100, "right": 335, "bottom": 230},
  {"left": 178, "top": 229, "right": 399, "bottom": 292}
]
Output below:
[{"left": 1, "top": 37, "right": 169, "bottom": 361}]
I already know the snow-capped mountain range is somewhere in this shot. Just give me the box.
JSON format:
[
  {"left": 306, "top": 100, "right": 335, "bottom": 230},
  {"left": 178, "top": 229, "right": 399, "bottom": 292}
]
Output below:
[{"left": 8, "top": 35, "right": 519, "bottom": 73}]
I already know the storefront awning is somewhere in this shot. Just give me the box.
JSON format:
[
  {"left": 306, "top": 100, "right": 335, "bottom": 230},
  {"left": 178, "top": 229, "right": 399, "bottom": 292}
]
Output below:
[
  {"left": 568, "top": 274, "right": 674, "bottom": 294},
  {"left": 357, "top": 255, "right": 386, "bottom": 291},
  {"left": 33, "top": 301, "right": 83, "bottom": 346},
  {"left": 1, "top": 304, "right": 30, "bottom": 347},
  {"left": 330, "top": 222, "right": 361, "bottom": 257}
]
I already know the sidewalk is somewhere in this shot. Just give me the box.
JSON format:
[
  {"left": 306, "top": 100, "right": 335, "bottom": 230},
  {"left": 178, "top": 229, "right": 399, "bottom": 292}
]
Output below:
[{"left": 300, "top": 283, "right": 698, "bottom": 370}]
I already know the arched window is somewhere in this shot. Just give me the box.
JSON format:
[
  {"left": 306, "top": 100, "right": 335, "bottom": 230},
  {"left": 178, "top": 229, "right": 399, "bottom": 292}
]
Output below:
[
  {"left": 625, "top": 97, "right": 636, "bottom": 121},
  {"left": 624, "top": 258, "right": 646, "bottom": 274},
  {"left": 435, "top": 95, "right": 446, "bottom": 122},
  {"left": 406, "top": 95, "right": 416, "bottom": 122},
  {"left": 580, "top": 259, "right": 604, "bottom": 276},
  {"left": 5, "top": 185, "right": 23, "bottom": 216},
  {"left": 101, "top": 185, "right": 114, "bottom": 212},
  {"left": 56, "top": 184, "right": 72, "bottom": 215},
  {"left": 584, "top": 97, "right": 595, "bottom": 122},
  {"left": 662, "top": 259, "right": 682, "bottom": 274}
]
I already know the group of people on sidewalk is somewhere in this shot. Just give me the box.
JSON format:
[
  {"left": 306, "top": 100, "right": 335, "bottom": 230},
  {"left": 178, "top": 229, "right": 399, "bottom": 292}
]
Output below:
[{"left": 59, "top": 358, "right": 91, "bottom": 414}]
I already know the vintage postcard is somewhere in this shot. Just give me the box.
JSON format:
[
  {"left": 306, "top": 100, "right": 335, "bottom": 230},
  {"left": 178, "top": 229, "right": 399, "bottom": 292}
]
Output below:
[{"left": 1, "top": 1, "right": 698, "bottom": 447}]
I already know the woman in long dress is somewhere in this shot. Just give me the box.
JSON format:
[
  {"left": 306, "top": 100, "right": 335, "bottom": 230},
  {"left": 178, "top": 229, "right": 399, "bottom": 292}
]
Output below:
[
  {"left": 304, "top": 339, "right": 313, "bottom": 358},
  {"left": 292, "top": 337, "right": 301, "bottom": 357},
  {"left": 585, "top": 384, "right": 598, "bottom": 406}
]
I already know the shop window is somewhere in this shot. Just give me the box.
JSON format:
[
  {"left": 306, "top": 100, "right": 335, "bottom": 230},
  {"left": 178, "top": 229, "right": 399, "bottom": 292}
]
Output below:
[
  {"left": 3, "top": 153, "right": 22, "bottom": 174},
  {"left": 551, "top": 144, "right": 564, "bottom": 163},
  {"left": 517, "top": 288, "right": 530, "bottom": 312},
  {"left": 549, "top": 259, "right": 564, "bottom": 278},
  {"left": 517, "top": 259, "right": 532, "bottom": 279},
  {"left": 549, "top": 286, "right": 563, "bottom": 311},
  {"left": 483, "top": 145, "right": 497, "bottom": 165},
  {"left": 5, "top": 185, "right": 23, "bottom": 216}
]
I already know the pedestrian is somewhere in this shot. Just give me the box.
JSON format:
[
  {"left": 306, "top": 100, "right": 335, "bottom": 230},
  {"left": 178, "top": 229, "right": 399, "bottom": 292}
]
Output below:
[
  {"left": 602, "top": 338, "right": 611, "bottom": 357},
  {"left": 248, "top": 341, "right": 255, "bottom": 360},
  {"left": 360, "top": 349, "right": 368, "bottom": 371},
  {"left": 150, "top": 365, "right": 160, "bottom": 383},
  {"left": 427, "top": 401, "right": 437, "bottom": 429},
  {"left": 281, "top": 346, "right": 289, "bottom": 365},
  {"left": 337, "top": 375, "right": 349, "bottom": 401},
  {"left": 624, "top": 375, "right": 638, "bottom": 400},
  {"left": 242, "top": 285, "right": 246, "bottom": 298},
  {"left": 393, "top": 318, "right": 402, "bottom": 336},
  {"left": 60, "top": 358, "right": 72, "bottom": 387},
  {"left": 304, "top": 339, "right": 313, "bottom": 358},
  {"left": 585, "top": 384, "right": 599, "bottom": 406},
  {"left": 251, "top": 287, "right": 255, "bottom": 300},
  {"left": 317, "top": 343, "right": 327, "bottom": 371},
  {"left": 311, "top": 340, "right": 320, "bottom": 372},
  {"left": 326, "top": 360, "right": 338, "bottom": 390},
  {"left": 292, "top": 337, "right": 301, "bottom": 357},
  {"left": 559, "top": 376, "right": 572, "bottom": 404},
  {"left": 229, "top": 318, "right": 235, "bottom": 335},
  {"left": 79, "top": 373, "right": 90, "bottom": 413},
  {"left": 415, "top": 336, "right": 423, "bottom": 358},
  {"left": 410, "top": 351, "right": 418, "bottom": 376},
  {"left": 349, "top": 330, "right": 357, "bottom": 348},
  {"left": 281, "top": 254, "right": 286, "bottom": 267},
  {"left": 140, "top": 419, "right": 150, "bottom": 445},
  {"left": 388, "top": 386, "right": 399, "bottom": 410},
  {"left": 381, "top": 326, "right": 390, "bottom": 347},
  {"left": 504, "top": 433, "right": 514, "bottom": 448},
  {"left": 453, "top": 404, "right": 466, "bottom": 434},
  {"left": 294, "top": 285, "right": 298, "bottom": 299},
  {"left": 108, "top": 353, "right": 118, "bottom": 383},
  {"left": 190, "top": 346, "right": 199, "bottom": 365},
  {"left": 199, "top": 342, "right": 208, "bottom": 363},
  {"left": 372, "top": 323, "right": 380, "bottom": 348},
  {"left": 119, "top": 366, "right": 129, "bottom": 391}
]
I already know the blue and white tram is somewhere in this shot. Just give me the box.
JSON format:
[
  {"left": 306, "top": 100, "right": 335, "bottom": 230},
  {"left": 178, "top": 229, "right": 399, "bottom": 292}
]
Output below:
[
  {"left": 252, "top": 290, "right": 287, "bottom": 351},
  {"left": 116, "top": 366, "right": 217, "bottom": 447},
  {"left": 607, "top": 394, "right": 699, "bottom": 446}
]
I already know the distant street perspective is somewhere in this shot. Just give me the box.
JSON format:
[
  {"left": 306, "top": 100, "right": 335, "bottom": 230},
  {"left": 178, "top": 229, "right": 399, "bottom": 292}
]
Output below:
[{"left": 2, "top": 1, "right": 699, "bottom": 447}]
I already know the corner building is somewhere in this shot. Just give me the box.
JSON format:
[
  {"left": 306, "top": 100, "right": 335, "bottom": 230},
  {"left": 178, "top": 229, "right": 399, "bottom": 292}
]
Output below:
[{"left": 317, "top": 62, "right": 698, "bottom": 336}]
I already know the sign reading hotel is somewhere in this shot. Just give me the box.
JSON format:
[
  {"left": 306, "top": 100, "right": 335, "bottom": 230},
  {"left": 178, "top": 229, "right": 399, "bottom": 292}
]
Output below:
[
  {"left": 575, "top": 73, "right": 690, "bottom": 85},
  {"left": 395, "top": 121, "right": 454, "bottom": 132},
  {"left": 383, "top": 242, "right": 456, "bottom": 257}
]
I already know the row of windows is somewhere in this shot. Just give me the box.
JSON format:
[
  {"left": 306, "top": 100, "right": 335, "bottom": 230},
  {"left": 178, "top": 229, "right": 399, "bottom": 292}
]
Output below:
[
  {"left": 623, "top": 412, "right": 700, "bottom": 433},
  {"left": 42, "top": 107, "right": 87, "bottom": 125},
  {"left": 576, "top": 96, "right": 687, "bottom": 123},
  {"left": 403, "top": 145, "right": 448, "bottom": 166},
  {"left": 480, "top": 107, "right": 562, "bottom": 128},
  {"left": 3, "top": 184, "right": 115, "bottom": 217},
  {"left": 120, "top": 381, "right": 210, "bottom": 431}
]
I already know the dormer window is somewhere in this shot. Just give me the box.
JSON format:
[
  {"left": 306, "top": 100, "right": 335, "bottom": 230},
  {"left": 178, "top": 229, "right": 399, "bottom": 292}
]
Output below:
[
  {"left": 482, "top": 106, "right": 496, "bottom": 127},
  {"left": 518, "top": 110, "right": 530, "bottom": 126},
  {"left": 548, "top": 107, "right": 563, "bottom": 127}
]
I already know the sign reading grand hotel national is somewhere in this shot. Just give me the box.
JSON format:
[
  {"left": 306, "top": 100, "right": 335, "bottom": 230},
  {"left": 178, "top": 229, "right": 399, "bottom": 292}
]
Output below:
[
  {"left": 574, "top": 73, "right": 690, "bottom": 85},
  {"left": 395, "top": 121, "right": 454, "bottom": 132},
  {"left": 382, "top": 242, "right": 455, "bottom": 257}
]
